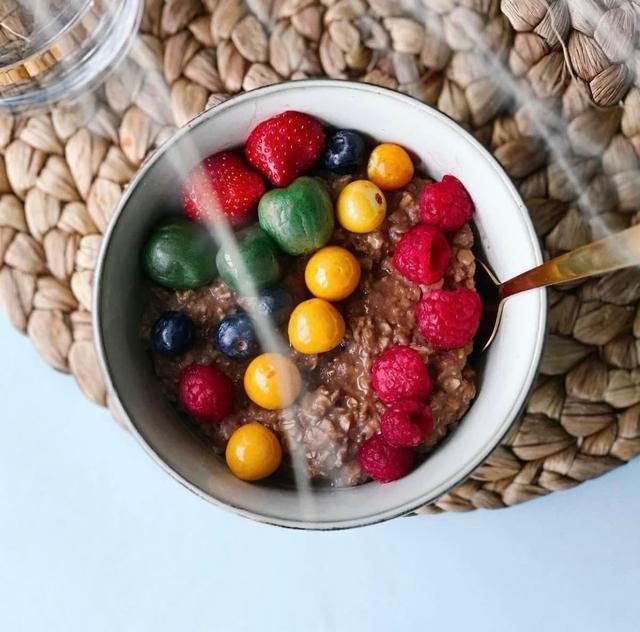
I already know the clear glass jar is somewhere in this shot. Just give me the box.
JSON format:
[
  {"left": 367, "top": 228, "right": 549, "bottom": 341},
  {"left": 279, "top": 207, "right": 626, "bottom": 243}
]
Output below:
[{"left": 0, "top": 0, "right": 142, "bottom": 114}]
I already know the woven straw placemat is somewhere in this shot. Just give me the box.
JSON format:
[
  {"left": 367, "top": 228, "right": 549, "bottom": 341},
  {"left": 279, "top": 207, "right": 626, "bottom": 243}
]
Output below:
[{"left": 1, "top": 0, "right": 639, "bottom": 513}]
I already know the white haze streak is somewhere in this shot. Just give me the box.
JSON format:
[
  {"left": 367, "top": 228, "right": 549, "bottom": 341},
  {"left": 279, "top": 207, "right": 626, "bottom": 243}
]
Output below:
[
  {"left": 452, "top": 10, "right": 617, "bottom": 243},
  {"left": 130, "top": 38, "right": 319, "bottom": 520}
]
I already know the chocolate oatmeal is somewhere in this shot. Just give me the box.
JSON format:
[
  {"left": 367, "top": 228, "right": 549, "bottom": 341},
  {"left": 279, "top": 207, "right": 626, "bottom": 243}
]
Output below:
[{"left": 141, "top": 176, "right": 477, "bottom": 487}]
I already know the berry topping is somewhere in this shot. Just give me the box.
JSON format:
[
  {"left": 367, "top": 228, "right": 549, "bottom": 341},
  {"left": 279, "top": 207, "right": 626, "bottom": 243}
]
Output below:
[
  {"left": 258, "top": 177, "right": 334, "bottom": 255},
  {"left": 215, "top": 224, "right": 281, "bottom": 291},
  {"left": 226, "top": 422, "right": 282, "bottom": 481},
  {"left": 245, "top": 111, "right": 325, "bottom": 187},
  {"left": 244, "top": 353, "right": 302, "bottom": 410},
  {"left": 371, "top": 345, "right": 432, "bottom": 404},
  {"left": 392, "top": 224, "right": 452, "bottom": 285},
  {"left": 238, "top": 285, "right": 293, "bottom": 326},
  {"left": 143, "top": 218, "right": 217, "bottom": 290},
  {"left": 416, "top": 288, "right": 482, "bottom": 349},
  {"left": 305, "top": 245, "right": 361, "bottom": 302},
  {"left": 367, "top": 143, "right": 414, "bottom": 191},
  {"left": 182, "top": 151, "right": 266, "bottom": 228},
  {"left": 179, "top": 364, "right": 234, "bottom": 423},
  {"left": 151, "top": 311, "right": 196, "bottom": 356},
  {"left": 288, "top": 298, "right": 345, "bottom": 354},
  {"left": 215, "top": 313, "right": 259, "bottom": 360},
  {"left": 420, "top": 175, "right": 474, "bottom": 232},
  {"left": 336, "top": 179, "right": 387, "bottom": 233},
  {"left": 322, "top": 129, "right": 366, "bottom": 174},
  {"left": 380, "top": 399, "right": 433, "bottom": 448},
  {"left": 358, "top": 434, "right": 413, "bottom": 483}
]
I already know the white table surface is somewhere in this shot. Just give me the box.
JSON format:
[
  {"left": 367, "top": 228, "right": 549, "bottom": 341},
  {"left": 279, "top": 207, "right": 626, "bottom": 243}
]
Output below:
[{"left": 1, "top": 312, "right": 638, "bottom": 632}]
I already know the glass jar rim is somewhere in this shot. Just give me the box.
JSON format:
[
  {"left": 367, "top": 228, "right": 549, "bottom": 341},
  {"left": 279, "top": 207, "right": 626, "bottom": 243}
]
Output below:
[
  {"left": 0, "top": 0, "right": 142, "bottom": 114},
  {"left": 0, "top": 0, "right": 94, "bottom": 68}
]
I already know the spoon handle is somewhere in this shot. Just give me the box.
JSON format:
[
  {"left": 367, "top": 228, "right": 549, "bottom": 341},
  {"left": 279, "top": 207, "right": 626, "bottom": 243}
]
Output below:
[{"left": 500, "top": 223, "right": 640, "bottom": 299}]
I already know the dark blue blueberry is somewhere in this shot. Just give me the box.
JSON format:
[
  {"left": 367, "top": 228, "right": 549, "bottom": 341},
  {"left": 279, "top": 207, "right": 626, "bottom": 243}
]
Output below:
[
  {"left": 322, "top": 130, "right": 366, "bottom": 175},
  {"left": 240, "top": 285, "right": 293, "bottom": 326},
  {"left": 151, "top": 311, "right": 196, "bottom": 356},
  {"left": 215, "top": 313, "right": 259, "bottom": 359}
]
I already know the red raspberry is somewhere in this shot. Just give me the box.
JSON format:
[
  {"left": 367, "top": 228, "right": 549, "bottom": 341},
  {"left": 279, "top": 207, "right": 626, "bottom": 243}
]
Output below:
[
  {"left": 392, "top": 225, "right": 451, "bottom": 285},
  {"left": 182, "top": 151, "right": 266, "bottom": 228},
  {"left": 380, "top": 399, "right": 433, "bottom": 448},
  {"left": 371, "top": 345, "right": 432, "bottom": 404},
  {"left": 417, "top": 288, "right": 482, "bottom": 349},
  {"left": 359, "top": 434, "right": 413, "bottom": 483},
  {"left": 420, "top": 175, "right": 474, "bottom": 232},
  {"left": 179, "top": 364, "right": 234, "bottom": 422}
]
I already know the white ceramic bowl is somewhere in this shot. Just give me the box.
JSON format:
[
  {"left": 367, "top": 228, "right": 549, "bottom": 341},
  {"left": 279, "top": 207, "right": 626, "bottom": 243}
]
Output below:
[{"left": 93, "top": 80, "right": 546, "bottom": 529}]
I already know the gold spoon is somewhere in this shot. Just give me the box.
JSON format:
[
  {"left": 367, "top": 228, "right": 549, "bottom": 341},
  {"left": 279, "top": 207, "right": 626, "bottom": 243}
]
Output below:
[{"left": 476, "top": 223, "right": 640, "bottom": 351}]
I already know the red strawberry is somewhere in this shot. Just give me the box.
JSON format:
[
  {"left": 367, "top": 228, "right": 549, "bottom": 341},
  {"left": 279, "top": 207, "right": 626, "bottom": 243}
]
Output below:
[
  {"left": 182, "top": 151, "right": 266, "bottom": 229},
  {"left": 245, "top": 111, "right": 325, "bottom": 187}
]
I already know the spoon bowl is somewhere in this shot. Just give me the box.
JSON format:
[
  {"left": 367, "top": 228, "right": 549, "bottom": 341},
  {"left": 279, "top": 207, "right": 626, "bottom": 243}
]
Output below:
[{"left": 475, "top": 223, "right": 640, "bottom": 352}]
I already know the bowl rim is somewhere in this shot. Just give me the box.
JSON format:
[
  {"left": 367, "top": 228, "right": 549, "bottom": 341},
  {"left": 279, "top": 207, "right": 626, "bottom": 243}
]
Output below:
[{"left": 93, "top": 79, "right": 547, "bottom": 530}]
